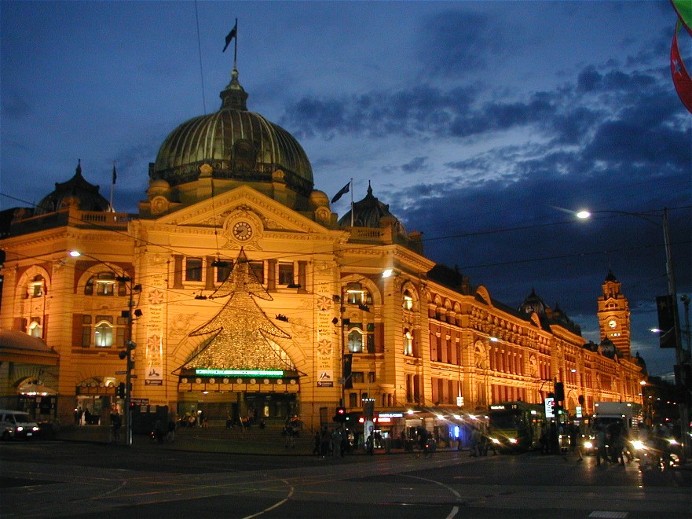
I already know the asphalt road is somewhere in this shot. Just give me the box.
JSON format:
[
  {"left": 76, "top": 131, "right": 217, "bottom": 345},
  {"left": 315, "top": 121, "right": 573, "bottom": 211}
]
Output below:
[{"left": 2, "top": 440, "right": 691, "bottom": 519}]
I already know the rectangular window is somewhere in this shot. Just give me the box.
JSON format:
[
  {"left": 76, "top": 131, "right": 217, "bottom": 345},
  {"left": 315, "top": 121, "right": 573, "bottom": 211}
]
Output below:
[
  {"left": 351, "top": 372, "right": 364, "bottom": 384},
  {"left": 215, "top": 260, "right": 233, "bottom": 283},
  {"left": 96, "top": 280, "right": 115, "bottom": 296},
  {"left": 186, "top": 257, "right": 203, "bottom": 282},
  {"left": 349, "top": 392, "right": 358, "bottom": 408},
  {"left": 278, "top": 262, "right": 294, "bottom": 285}
]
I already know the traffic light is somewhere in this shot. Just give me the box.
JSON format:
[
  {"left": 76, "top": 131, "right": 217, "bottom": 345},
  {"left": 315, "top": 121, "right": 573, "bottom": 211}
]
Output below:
[
  {"left": 116, "top": 382, "right": 126, "bottom": 398},
  {"left": 334, "top": 406, "right": 346, "bottom": 422},
  {"left": 554, "top": 382, "right": 564, "bottom": 402},
  {"left": 656, "top": 295, "right": 678, "bottom": 349}
]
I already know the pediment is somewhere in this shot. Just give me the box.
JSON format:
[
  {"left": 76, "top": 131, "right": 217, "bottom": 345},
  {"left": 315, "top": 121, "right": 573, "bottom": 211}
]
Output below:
[{"left": 153, "top": 185, "right": 328, "bottom": 236}]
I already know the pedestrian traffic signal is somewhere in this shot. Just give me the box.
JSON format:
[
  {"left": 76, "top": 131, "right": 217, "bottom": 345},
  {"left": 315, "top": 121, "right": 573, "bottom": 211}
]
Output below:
[
  {"left": 116, "top": 382, "right": 126, "bottom": 398},
  {"left": 334, "top": 406, "right": 346, "bottom": 422}
]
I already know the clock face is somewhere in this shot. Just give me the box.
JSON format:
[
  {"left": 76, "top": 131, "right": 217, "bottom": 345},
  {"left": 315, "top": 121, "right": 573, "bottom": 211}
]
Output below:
[
  {"left": 608, "top": 319, "right": 617, "bottom": 329},
  {"left": 232, "top": 221, "right": 253, "bottom": 241}
]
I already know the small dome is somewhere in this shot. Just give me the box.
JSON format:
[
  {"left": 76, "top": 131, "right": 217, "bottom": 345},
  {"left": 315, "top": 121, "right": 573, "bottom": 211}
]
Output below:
[
  {"left": 36, "top": 161, "right": 111, "bottom": 214},
  {"left": 605, "top": 269, "right": 618, "bottom": 282},
  {"left": 147, "top": 178, "right": 170, "bottom": 198},
  {"left": 519, "top": 289, "right": 546, "bottom": 316},
  {"left": 338, "top": 182, "right": 406, "bottom": 234},
  {"left": 599, "top": 338, "right": 617, "bottom": 359},
  {"left": 151, "top": 68, "right": 313, "bottom": 197},
  {"left": 309, "top": 190, "right": 330, "bottom": 208}
]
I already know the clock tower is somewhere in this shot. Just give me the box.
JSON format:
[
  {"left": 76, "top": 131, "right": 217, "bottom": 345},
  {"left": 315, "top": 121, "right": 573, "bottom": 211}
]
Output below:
[{"left": 597, "top": 270, "right": 631, "bottom": 357}]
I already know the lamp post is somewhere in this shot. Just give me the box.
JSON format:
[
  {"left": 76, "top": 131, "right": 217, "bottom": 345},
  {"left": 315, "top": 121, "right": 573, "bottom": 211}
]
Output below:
[
  {"left": 69, "top": 250, "right": 140, "bottom": 446},
  {"left": 576, "top": 207, "right": 688, "bottom": 457}
]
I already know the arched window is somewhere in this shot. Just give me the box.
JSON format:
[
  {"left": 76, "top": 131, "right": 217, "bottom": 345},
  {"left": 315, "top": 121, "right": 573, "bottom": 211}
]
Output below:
[
  {"left": 403, "top": 329, "right": 414, "bottom": 356},
  {"left": 345, "top": 282, "right": 372, "bottom": 306},
  {"left": 402, "top": 290, "right": 413, "bottom": 310},
  {"left": 348, "top": 328, "right": 363, "bottom": 353},
  {"left": 85, "top": 271, "right": 121, "bottom": 296},
  {"left": 94, "top": 319, "right": 114, "bottom": 347}
]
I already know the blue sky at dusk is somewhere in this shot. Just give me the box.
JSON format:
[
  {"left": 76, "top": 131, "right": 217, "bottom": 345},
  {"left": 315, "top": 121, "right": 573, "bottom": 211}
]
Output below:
[{"left": 1, "top": 1, "right": 690, "bottom": 377}]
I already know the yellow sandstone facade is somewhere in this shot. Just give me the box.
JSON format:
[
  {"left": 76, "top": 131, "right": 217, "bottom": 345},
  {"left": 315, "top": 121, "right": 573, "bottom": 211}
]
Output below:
[{"left": 0, "top": 65, "right": 644, "bottom": 435}]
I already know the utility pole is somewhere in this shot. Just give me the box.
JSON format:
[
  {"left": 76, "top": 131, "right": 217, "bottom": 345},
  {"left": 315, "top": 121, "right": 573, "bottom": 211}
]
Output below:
[{"left": 117, "top": 276, "right": 140, "bottom": 446}]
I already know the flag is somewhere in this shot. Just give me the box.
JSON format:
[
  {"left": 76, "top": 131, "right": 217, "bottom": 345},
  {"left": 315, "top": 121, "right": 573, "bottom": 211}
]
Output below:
[
  {"left": 223, "top": 20, "right": 237, "bottom": 52},
  {"left": 671, "top": 0, "right": 692, "bottom": 34},
  {"left": 112, "top": 164, "right": 117, "bottom": 185},
  {"left": 331, "top": 181, "right": 350, "bottom": 203},
  {"left": 671, "top": 21, "right": 692, "bottom": 114}
]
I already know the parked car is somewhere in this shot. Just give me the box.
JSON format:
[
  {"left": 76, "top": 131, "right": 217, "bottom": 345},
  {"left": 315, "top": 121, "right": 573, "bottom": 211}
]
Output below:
[{"left": 0, "top": 409, "right": 40, "bottom": 440}]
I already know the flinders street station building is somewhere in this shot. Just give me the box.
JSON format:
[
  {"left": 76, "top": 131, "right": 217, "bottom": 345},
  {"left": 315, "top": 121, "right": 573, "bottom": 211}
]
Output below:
[{"left": 0, "top": 62, "right": 645, "bottom": 438}]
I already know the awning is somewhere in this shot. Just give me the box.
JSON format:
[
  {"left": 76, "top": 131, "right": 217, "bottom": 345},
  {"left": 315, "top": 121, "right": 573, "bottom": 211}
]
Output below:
[{"left": 0, "top": 330, "right": 59, "bottom": 365}]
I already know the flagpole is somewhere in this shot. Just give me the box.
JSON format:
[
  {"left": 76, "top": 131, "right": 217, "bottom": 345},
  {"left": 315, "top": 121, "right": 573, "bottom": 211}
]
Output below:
[
  {"left": 109, "top": 161, "right": 116, "bottom": 212},
  {"left": 233, "top": 18, "right": 238, "bottom": 69},
  {"left": 349, "top": 178, "right": 354, "bottom": 227}
]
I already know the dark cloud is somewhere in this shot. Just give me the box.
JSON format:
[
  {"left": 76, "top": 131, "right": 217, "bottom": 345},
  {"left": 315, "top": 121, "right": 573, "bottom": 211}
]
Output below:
[
  {"left": 418, "top": 9, "right": 500, "bottom": 78},
  {"left": 0, "top": 89, "right": 31, "bottom": 119},
  {"left": 401, "top": 157, "right": 428, "bottom": 174}
]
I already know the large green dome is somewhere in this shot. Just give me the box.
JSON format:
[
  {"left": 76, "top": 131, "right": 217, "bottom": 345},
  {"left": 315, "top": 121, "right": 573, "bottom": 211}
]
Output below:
[{"left": 151, "top": 68, "right": 313, "bottom": 197}]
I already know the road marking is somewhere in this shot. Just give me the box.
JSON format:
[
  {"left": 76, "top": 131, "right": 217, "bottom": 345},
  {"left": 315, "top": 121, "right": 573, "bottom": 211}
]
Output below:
[
  {"left": 589, "top": 512, "right": 628, "bottom": 518},
  {"left": 242, "top": 478, "right": 293, "bottom": 519}
]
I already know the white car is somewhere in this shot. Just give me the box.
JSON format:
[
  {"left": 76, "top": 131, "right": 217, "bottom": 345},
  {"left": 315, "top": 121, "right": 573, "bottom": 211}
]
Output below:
[{"left": 0, "top": 409, "right": 40, "bottom": 440}]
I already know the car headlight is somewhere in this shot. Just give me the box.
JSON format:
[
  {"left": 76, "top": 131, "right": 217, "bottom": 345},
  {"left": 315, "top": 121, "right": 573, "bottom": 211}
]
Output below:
[
  {"left": 32, "top": 426, "right": 39, "bottom": 432},
  {"left": 509, "top": 438, "right": 518, "bottom": 444},
  {"left": 584, "top": 441, "right": 593, "bottom": 449},
  {"left": 16, "top": 426, "right": 24, "bottom": 432},
  {"left": 491, "top": 437, "right": 501, "bottom": 445},
  {"left": 667, "top": 438, "right": 679, "bottom": 446},
  {"left": 630, "top": 440, "right": 646, "bottom": 451}
]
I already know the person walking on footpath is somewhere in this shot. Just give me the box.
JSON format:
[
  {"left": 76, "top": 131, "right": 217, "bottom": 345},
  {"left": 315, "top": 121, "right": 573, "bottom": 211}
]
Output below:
[
  {"left": 595, "top": 425, "right": 608, "bottom": 466},
  {"left": 110, "top": 407, "right": 121, "bottom": 444}
]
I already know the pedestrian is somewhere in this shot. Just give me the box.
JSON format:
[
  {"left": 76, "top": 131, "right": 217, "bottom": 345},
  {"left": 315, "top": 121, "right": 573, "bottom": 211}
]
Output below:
[
  {"left": 312, "top": 431, "right": 321, "bottom": 456},
  {"left": 571, "top": 423, "right": 583, "bottom": 462},
  {"left": 167, "top": 418, "right": 176, "bottom": 442},
  {"left": 469, "top": 426, "right": 480, "bottom": 457},
  {"left": 110, "top": 408, "right": 121, "bottom": 444},
  {"left": 319, "top": 426, "right": 330, "bottom": 456},
  {"left": 595, "top": 425, "right": 608, "bottom": 466}
]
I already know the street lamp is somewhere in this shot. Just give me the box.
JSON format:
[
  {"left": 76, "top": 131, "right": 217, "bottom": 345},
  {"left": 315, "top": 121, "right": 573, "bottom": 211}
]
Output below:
[
  {"left": 69, "top": 250, "right": 141, "bottom": 446},
  {"left": 576, "top": 207, "right": 688, "bottom": 457}
]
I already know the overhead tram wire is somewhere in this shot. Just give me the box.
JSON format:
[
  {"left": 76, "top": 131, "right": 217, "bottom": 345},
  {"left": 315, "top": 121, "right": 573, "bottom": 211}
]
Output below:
[
  {"left": 194, "top": 0, "right": 207, "bottom": 115},
  {"left": 2, "top": 188, "right": 690, "bottom": 285}
]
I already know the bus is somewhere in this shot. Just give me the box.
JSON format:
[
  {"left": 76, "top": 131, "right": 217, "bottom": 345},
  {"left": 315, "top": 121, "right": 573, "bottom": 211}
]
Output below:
[{"left": 487, "top": 401, "right": 545, "bottom": 452}]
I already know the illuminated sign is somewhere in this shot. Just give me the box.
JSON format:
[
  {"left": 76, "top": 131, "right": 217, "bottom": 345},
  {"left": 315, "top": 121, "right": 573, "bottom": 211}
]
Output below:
[
  {"left": 378, "top": 413, "right": 403, "bottom": 418},
  {"left": 544, "top": 397, "right": 555, "bottom": 418},
  {"left": 195, "top": 369, "right": 284, "bottom": 378}
]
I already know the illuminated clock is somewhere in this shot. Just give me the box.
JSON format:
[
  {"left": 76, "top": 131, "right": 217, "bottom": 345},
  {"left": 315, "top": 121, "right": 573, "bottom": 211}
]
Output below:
[
  {"left": 232, "top": 221, "right": 253, "bottom": 241},
  {"left": 608, "top": 319, "right": 617, "bottom": 329}
]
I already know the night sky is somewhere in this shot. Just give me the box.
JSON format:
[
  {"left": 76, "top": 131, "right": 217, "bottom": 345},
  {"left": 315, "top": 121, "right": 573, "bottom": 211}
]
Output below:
[{"left": 1, "top": 1, "right": 690, "bottom": 376}]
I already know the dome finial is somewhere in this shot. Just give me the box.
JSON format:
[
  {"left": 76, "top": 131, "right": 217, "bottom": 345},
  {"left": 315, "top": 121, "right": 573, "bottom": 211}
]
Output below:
[
  {"left": 220, "top": 66, "right": 248, "bottom": 111},
  {"left": 76, "top": 159, "right": 82, "bottom": 177}
]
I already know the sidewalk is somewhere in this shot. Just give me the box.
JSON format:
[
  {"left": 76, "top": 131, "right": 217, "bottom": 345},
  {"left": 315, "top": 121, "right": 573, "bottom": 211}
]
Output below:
[{"left": 53, "top": 424, "right": 456, "bottom": 457}]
